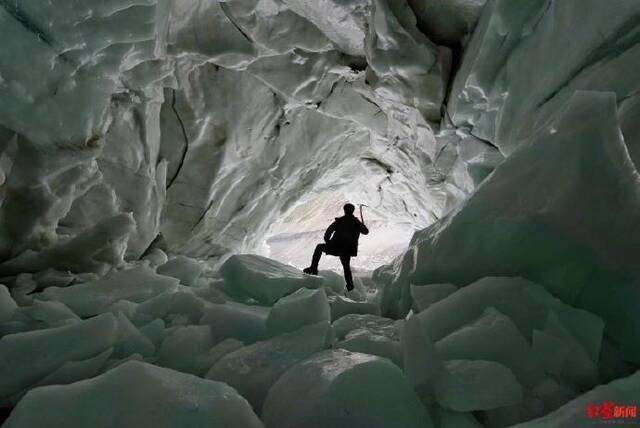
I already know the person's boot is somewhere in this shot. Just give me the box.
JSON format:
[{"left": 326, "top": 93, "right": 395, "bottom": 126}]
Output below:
[{"left": 303, "top": 267, "right": 318, "bottom": 275}]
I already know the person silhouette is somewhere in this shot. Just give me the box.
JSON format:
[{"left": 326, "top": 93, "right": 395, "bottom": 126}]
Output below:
[{"left": 303, "top": 203, "right": 369, "bottom": 291}]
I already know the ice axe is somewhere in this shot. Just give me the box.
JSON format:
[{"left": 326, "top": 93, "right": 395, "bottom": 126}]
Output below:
[{"left": 358, "top": 204, "right": 368, "bottom": 223}]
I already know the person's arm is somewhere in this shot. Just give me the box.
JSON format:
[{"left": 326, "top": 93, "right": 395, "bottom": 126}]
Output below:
[
  {"left": 359, "top": 219, "right": 369, "bottom": 235},
  {"left": 324, "top": 221, "right": 336, "bottom": 242}
]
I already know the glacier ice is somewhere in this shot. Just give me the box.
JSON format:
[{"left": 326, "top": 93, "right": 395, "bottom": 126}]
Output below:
[
  {"left": 435, "top": 307, "right": 544, "bottom": 387},
  {"left": 266, "top": 287, "right": 330, "bottom": 336},
  {"left": 0, "top": 0, "right": 639, "bottom": 426},
  {"left": 206, "top": 322, "right": 333, "bottom": 412},
  {"left": 380, "top": 92, "right": 639, "bottom": 363},
  {"left": 220, "top": 254, "right": 322, "bottom": 305},
  {"left": 328, "top": 294, "right": 381, "bottom": 320},
  {"left": 2, "top": 361, "right": 264, "bottom": 428},
  {"left": 511, "top": 371, "right": 640, "bottom": 428},
  {"left": 410, "top": 282, "right": 457, "bottom": 313},
  {"left": 0, "top": 285, "right": 16, "bottom": 323},
  {"left": 156, "top": 255, "right": 204, "bottom": 287},
  {"left": 262, "top": 348, "right": 433, "bottom": 428},
  {"left": 200, "top": 302, "right": 268, "bottom": 345},
  {"left": 38, "top": 265, "right": 179, "bottom": 317},
  {"left": 435, "top": 359, "right": 523, "bottom": 412},
  {"left": 0, "top": 313, "right": 117, "bottom": 402}
]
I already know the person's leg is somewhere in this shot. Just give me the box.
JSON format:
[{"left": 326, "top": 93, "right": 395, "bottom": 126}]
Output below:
[
  {"left": 304, "top": 243, "right": 325, "bottom": 275},
  {"left": 340, "top": 255, "right": 354, "bottom": 291}
]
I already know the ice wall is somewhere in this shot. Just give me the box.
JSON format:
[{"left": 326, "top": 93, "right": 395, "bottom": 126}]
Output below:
[{"left": 0, "top": 0, "right": 493, "bottom": 269}]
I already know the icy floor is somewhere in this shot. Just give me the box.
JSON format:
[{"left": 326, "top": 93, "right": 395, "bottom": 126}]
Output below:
[{"left": 0, "top": 247, "right": 638, "bottom": 428}]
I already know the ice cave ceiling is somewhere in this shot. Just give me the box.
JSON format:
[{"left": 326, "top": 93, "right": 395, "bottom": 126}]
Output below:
[{"left": 0, "top": 0, "right": 502, "bottom": 270}]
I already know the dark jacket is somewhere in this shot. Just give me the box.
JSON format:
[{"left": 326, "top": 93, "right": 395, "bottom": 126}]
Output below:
[{"left": 323, "top": 214, "right": 369, "bottom": 257}]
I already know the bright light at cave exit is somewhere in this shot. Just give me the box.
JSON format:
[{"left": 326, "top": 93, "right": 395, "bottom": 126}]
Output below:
[{"left": 261, "top": 191, "right": 419, "bottom": 272}]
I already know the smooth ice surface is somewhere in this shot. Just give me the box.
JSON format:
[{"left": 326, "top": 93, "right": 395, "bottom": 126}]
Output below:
[
  {"left": 410, "top": 283, "right": 457, "bottom": 313},
  {"left": 402, "top": 312, "right": 442, "bottom": 397},
  {"left": 262, "top": 349, "right": 433, "bottom": 428},
  {"left": 0, "top": 284, "right": 17, "bottom": 323},
  {"left": 266, "top": 287, "right": 330, "bottom": 336},
  {"left": 26, "top": 300, "right": 79, "bottom": 328},
  {"left": 3, "top": 361, "right": 264, "bottom": 428},
  {"left": 200, "top": 302, "right": 268, "bottom": 345},
  {"left": 206, "top": 322, "right": 333, "bottom": 412},
  {"left": 220, "top": 254, "right": 321, "bottom": 305},
  {"left": 449, "top": 0, "right": 640, "bottom": 157},
  {"left": 435, "top": 360, "right": 523, "bottom": 412},
  {"left": 39, "top": 266, "right": 179, "bottom": 317},
  {"left": 435, "top": 307, "right": 544, "bottom": 387},
  {"left": 0, "top": 313, "right": 117, "bottom": 401},
  {"left": 113, "top": 312, "right": 155, "bottom": 359},
  {"left": 157, "top": 325, "right": 214, "bottom": 376},
  {"left": 156, "top": 256, "right": 204, "bottom": 287}
]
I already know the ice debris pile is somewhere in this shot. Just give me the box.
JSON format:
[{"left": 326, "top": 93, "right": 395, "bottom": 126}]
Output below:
[
  {"left": 2, "top": 0, "right": 640, "bottom": 427},
  {"left": 1, "top": 249, "right": 639, "bottom": 427}
]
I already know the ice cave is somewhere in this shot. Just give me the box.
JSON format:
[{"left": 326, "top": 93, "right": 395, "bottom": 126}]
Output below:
[{"left": 1, "top": 0, "right": 640, "bottom": 427}]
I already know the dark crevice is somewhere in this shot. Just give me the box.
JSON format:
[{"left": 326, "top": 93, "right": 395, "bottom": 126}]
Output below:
[
  {"left": 166, "top": 89, "right": 190, "bottom": 190},
  {"left": 359, "top": 94, "right": 385, "bottom": 116},
  {"left": 219, "top": 2, "right": 253, "bottom": 44},
  {"left": 317, "top": 80, "right": 340, "bottom": 109},
  {"left": 362, "top": 157, "right": 394, "bottom": 175}
]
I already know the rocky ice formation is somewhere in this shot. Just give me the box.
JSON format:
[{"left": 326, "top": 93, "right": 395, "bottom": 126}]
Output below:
[
  {"left": 0, "top": 0, "right": 493, "bottom": 269},
  {"left": 1, "top": 0, "right": 640, "bottom": 427}
]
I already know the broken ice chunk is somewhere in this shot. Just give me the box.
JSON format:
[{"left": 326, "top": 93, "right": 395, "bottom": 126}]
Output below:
[
  {"left": 533, "top": 312, "right": 599, "bottom": 386},
  {"left": 157, "top": 325, "right": 214, "bottom": 377},
  {"left": 200, "top": 302, "right": 268, "bottom": 345},
  {"left": 3, "top": 361, "right": 265, "bottom": 428},
  {"left": 38, "top": 266, "right": 179, "bottom": 317},
  {"left": 0, "top": 284, "right": 17, "bottom": 323},
  {"left": 436, "top": 307, "right": 544, "bottom": 387},
  {"left": 113, "top": 312, "right": 155, "bottom": 359},
  {"left": 328, "top": 295, "right": 380, "bottom": 321},
  {"left": 411, "top": 283, "right": 458, "bottom": 313},
  {"left": 27, "top": 299, "right": 79, "bottom": 328},
  {"left": 510, "top": 370, "right": 640, "bottom": 428},
  {"left": 262, "top": 349, "right": 433, "bottom": 428},
  {"left": 31, "top": 348, "right": 113, "bottom": 389},
  {"left": 219, "top": 254, "right": 322, "bottom": 305},
  {"left": 337, "top": 328, "right": 403, "bottom": 367},
  {"left": 157, "top": 255, "right": 204, "bottom": 287},
  {"left": 333, "top": 314, "right": 400, "bottom": 342},
  {"left": 134, "top": 287, "right": 205, "bottom": 325},
  {"left": 417, "top": 277, "right": 603, "bottom": 358},
  {"left": 206, "top": 322, "right": 333, "bottom": 412},
  {"left": 141, "top": 248, "right": 168, "bottom": 267},
  {"left": 138, "top": 319, "right": 166, "bottom": 348},
  {"left": 435, "top": 360, "right": 523, "bottom": 412},
  {"left": 266, "top": 288, "right": 330, "bottom": 336},
  {"left": 402, "top": 312, "right": 442, "bottom": 400},
  {"left": 0, "top": 313, "right": 117, "bottom": 400}
]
